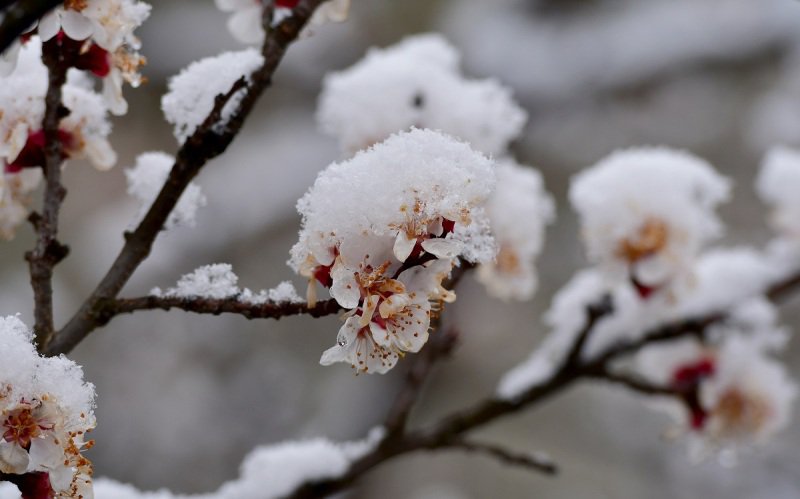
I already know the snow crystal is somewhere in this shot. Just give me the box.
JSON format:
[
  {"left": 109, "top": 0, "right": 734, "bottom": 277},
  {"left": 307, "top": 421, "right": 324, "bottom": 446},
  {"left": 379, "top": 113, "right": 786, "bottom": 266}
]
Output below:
[
  {"left": 125, "top": 151, "right": 207, "bottom": 229},
  {"left": 317, "top": 33, "right": 526, "bottom": 156},
  {"left": 159, "top": 264, "right": 239, "bottom": 299},
  {"left": 161, "top": 49, "right": 264, "bottom": 143},
  {"left": 237, "top": 281, "right": 304, "bottom": 305}
]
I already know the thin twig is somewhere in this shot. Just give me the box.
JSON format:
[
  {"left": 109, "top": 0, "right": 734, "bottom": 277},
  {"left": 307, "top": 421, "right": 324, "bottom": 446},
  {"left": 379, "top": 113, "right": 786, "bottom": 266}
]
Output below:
[
  {"left": 0, "top": 0, "right": 62, "bottom": 54},
  {"left": 44, "top": 0, "right": 328, "bottom": 357},
  {"left": 443, "top": 439, "right": 558, "bottom": 475},
  {"left": 26, "top": 36, "right": 69, "bottom": 351}
]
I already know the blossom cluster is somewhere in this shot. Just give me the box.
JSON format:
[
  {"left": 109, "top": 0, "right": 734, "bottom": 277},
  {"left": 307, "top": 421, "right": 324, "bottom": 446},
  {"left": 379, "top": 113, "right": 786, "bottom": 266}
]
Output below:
[
  {"left": 0, "top": 0, "right": 150, "bottom": 240},
  {"left": 500, "top": 146, "right": 798, "bottom": 459},
  {"left": 0, "top": 316, "right": 96, "bottom": 498},
  {"left": 289, "top": 128, "right": 496, "bottom": 373},
  {"left": 317, "top": 34, "right": 555, "bottom": 302}
]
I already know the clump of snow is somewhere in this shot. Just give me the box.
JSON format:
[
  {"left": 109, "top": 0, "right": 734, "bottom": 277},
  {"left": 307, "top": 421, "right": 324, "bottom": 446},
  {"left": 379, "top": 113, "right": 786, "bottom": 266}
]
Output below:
[
  {"left": 161, "top": 49, "right": 264, "bottom": 143},
  {"left": 92, "top": 427, "right": 385, "bottom": 499},
  {"left": 158, "top": 263, "right": 239, "bottom": 299},
  {"left": 125, "top": 151, "right": 207, "bottom": 229},
  {"left": 153, "top": 264, "right": 305, "bottom": 305},
  {"left": 317, "top": 33, "right": 526, "bottom": 156},
  {"left": 477, "top": 160, "right": 555, "bottom": 301}
]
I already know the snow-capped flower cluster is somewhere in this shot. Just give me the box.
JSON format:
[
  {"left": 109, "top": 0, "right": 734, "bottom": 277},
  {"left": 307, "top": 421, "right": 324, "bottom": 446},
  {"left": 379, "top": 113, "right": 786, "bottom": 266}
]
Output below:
[
  {"left": 0, "top": 37, "right": 117, "bottom": 238},
  {"left": 569, "top": 147, "right": 731, "bottom": 299},
  {"left": 635, "top": 330, "right": 796, "bottom": 460},
  {"left": 215, "top": 0, "right": 351, "bottom": 46},
  {"left": 317, "top": 34, "right": 553, "bottom": 302},
  {"left": 477, "top": 160, "right": 555, "bottom": 301},
  {"left": 290, "top": 128, "right": 496, "bottom": 373},
  {"left": 317, "top": 34, "right": 527, "bottom": 157},
  {"left": 0, "top": 316, "right": 96, "bottom": 498},
  {"left": 161, "top": 49, "right": 264, "bottom": 144},
  {"left": 757, "top": 146, "right": 800, "bottom": 243},
  {"left": 33, "top": 0, "right": 151, "bottom": 115},
  {"left": 151, "top": 263, "right": 304, "bottom": 305},
  {"left": 125, "top": 152, "right": 206, "bottom": 229}
]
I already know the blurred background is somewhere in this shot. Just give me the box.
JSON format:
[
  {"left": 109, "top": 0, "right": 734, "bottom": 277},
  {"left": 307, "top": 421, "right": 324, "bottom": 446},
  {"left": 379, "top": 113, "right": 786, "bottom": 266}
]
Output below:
[{"left": 3, "top": 0, "right": 800, "bottom": 497}]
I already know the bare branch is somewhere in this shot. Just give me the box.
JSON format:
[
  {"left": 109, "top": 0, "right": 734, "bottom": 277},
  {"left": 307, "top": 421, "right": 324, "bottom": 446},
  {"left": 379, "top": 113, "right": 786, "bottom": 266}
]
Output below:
[
  {"left": 443, "top": 439, "right": 558, "bottom": 475},
  {"left": 99, "top": 295, "right": 342, "bottom": 325},
  {"left": 25, "top": 36, "right": 70, "bottom": 351},
  {"left": 44, "top": 0, "right": 328, "bottom": 357}
]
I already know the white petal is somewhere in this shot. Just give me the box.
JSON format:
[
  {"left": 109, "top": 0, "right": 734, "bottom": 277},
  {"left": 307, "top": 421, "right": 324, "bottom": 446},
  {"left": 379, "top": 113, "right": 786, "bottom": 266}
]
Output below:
[
  {"left": 215, "top": 0, "right": 254, "bottom": 11},
  {"left": 393, "top": 231, "right": 416, "bottom": 262},
  {"left": 27, "top": 435, "right": 63, "bottom": 470},
  {"left": 359, "top": 294, "right": 379, "bottom": 328},
  {"left": 37, "top": 11, "right": 61, "bottom": 42},
  {"left": 330, "top": 263, "right": 360, "bottom": 309},
  {"left": 0, "top": 442, "right": 29, "bottom": 474},
  {"left": 103, "top": 71, "right": 128, "bottom": 116},
  {"left": 320, "top": 344, "right": 347, "bottom": 366},
  {"left": 378, "top": 293, "right": 411, "bottom": 319},
  {"left": 7, "top": 122, "right": 30, "bottom": 162},
  {"left": 421, "top": 238, "right": 462, "bottom": 259},
  {"left": 633, "top": 254, "right": 674, "bottom": 286},
  {"left": 369, "top": 321, "right": 391, "bottom": 348},
  {"left": 60, "top": 10, "right": 94, "bottom": 40},
  {"left": 0, "top": 41, "right": 21, "bottom": 77}
]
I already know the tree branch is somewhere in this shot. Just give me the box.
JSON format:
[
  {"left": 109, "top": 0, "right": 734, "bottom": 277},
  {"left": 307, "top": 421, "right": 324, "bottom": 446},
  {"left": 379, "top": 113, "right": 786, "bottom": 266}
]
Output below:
[
  {"left": 97, "top": 295, "right": 342, "bottom": 325},
  {"left": 283, "top": 267, "right": 800, "bottom": 498},
  {"left": 0, "top": 0, "right": 62, "bottom": 54},
  {"left": 26, "top": 36, "right": 69, "bottom": 352},
  {"left": 44, "top": 0, "right": 328, "bottom": 357},
  {"left": 442, "top": 439, "right": 558, "bottom": 475}
]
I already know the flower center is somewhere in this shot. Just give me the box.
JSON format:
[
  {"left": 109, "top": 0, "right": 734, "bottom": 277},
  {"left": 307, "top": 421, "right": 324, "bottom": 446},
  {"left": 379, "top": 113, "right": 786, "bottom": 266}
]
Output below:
[
  {"left": 2, "top": 407, "right": 48, "bottom": 449},
  {"left": 617, "top": 218, "right": 668, "bottom": 263}
]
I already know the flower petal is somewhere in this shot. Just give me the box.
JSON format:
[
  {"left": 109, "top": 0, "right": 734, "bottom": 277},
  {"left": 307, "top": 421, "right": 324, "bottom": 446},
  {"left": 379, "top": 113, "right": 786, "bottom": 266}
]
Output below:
[{"left": 421, "top": 238, "right": 462, "bottom": 259}]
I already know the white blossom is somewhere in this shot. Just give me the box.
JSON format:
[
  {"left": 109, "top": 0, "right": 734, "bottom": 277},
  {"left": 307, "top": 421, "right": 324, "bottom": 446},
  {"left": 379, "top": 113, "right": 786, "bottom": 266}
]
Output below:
[
  {"left": 291, "top": 129, "right": 496, "bottom": 373},
  {"left": 476, "top": 160, "right": 555, "bottom": 301},
  {"left": 125, "top": 152, "right": 206, "bottom": 229},
  {"left": 0, "top": 316, "right": 96, "bottom": 497},
  {"left": 569, "top": 147, "right": 730, "bottom": 299},
  {"left": 36, "top": 0, "right": 151, "bottom": 115},
  {"left": 161, "top": 49, "right": 264, "bottom": 143},
  {"left": 317, "top": 34, "right": 527, "bottom": 156},
  {"left": 0, "top": 169, "right": 42, "bottom": 241}
]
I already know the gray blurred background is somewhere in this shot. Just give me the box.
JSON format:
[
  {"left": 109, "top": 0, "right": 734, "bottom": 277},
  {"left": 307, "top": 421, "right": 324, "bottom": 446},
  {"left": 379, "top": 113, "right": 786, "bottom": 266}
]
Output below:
[{"left": 3, "top": 0, "right": 800, "bottom": 497}]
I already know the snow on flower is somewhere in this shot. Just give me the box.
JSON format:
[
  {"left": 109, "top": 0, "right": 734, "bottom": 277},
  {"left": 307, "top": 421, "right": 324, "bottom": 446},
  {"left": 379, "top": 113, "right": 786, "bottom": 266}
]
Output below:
[
  {"left": 161, "top": 49, "right": 264, "bottom": 144},
  {"left": 317, "top": 33, "right": 527, "bottom": 157},
  {"left": 569, "top": 147, "right": 731, "bottom": 299},
  {"left": 35, "top": 0, "right": 151, "bottom": 115},
  {"left": 476, "top": 160, "right": 555, "bottom": 301},
  {"left": 757, "top": 145, "right": 800, "bottom": 243},
  {"left": 125, "top": 151, "right": 206, "bottom": 229},
  {"left": 290, "top": 128, "right": 496, "bottom": 373},
  {"left": 215, "top": 0, "right": 351, "bottom": 46},
  {"left": 634, "top": 334, "right": 796, "bottom": 461},
  {"left": 0, "top": 316, "right": 96, "bottom": 498}
]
